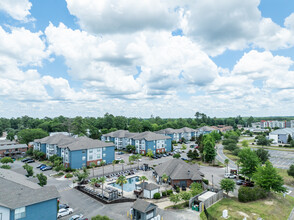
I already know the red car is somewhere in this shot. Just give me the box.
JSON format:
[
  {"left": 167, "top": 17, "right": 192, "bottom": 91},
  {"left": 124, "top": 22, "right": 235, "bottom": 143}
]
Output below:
[{"left": 242, "top": 181, "right": 254, "bottom": 187}]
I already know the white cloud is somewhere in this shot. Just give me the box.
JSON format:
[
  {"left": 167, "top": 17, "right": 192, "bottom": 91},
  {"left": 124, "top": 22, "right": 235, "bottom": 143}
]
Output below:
[
  {"left": 0, "top": 0, "right": 32, "bottom": 21},
  {"left": 66, "top": 0, "right": 176, "bottom": 34}
]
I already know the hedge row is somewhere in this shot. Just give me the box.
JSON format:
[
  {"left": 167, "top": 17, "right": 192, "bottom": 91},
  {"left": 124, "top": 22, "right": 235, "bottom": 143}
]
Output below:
[{"left": 238, "top": 186, "right": 267, "bottom": 202}]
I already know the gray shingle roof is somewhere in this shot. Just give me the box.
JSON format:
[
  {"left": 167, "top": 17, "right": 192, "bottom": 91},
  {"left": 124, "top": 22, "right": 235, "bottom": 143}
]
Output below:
[
  {"left": 0, "top": 144, "right": 27, "bottom": 151},
  {"left": 103, "top": 130, "right": 138, "bottom": 138},
  {"left": 59, "top": 136, "right": 114, "bottom": 151},
  {"left": 136, "top": 182, "right": 159, "bottom": 191},
  {"left": 199, "top": 126, "right": 216, "bottom": 132},
  {"left": 154, "top": 159, "right": 203, "bottom": 181},
  {"left": 132, "top": 131, "right": 171, "bottom": 141},
  {"left": 132, "top": 199, "right": 157, "bottom": 213},
  {"left": 156, "top": 127, "right": 197, "bottom": 135},
  {"left": 270, "top": 128, "right": 294, "bottom": 135},
  {"left": 0, "top": 140, "right": 18, "bottom": 146},
  {"left": 0, "top": 169, "right": 59, "bottom": 209}
]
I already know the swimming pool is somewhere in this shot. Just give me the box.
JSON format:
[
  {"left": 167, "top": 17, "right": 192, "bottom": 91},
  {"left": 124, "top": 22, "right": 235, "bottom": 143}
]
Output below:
[{"left": 109, "top": 176, "right": 140, "bottom": 192}]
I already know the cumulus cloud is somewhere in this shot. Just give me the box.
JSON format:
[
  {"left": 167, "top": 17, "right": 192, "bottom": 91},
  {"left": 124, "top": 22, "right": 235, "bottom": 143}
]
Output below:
[
  {"left": 0, "top": 0, "right": 32, "bottom": 21},
  {"left": 66, "top": 0, "right": 176, "bottom": 34}
]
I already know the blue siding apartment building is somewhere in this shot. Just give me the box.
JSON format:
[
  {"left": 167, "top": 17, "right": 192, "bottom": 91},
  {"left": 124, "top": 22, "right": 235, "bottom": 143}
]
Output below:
[
  {"left": 34, "top": 134, "right": 115, "bottom": 169},
  {"left": 102, "top": 131, "right": 172, "bottom": 155},
  {"left": 0, "top": 169, "right": 59, "bottom": 220}
]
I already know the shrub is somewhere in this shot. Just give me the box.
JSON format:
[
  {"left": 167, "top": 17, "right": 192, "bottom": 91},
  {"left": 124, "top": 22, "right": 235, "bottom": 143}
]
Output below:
[
  {"left": 232, "top": 148, "right": 241, "bottom": 156},
  {"left": 57, "top": 172, "right": 64, "bottom": 176},
  {"left": 65, "top": 173, "right": 73, "bottom": 178},
  {"left": 1, "top": 165, "right": 11, "bottom": 169},
  {"left": 167, "top": 189, "right": 173, "bottom": 196},
  {"left": 54, "top": 165, "right": 65, "bottom": 172},
  {"left": 222, "top": 139, "right": 237, "bottom": 146},
  {"left": 238, "top": 186, "right": 267, "bottom": 202},
  {"left": 162, "top": 191, "right": 167, "bottom": 197},
  {"left": 203, "top": 179, "right": 209, "bottom": 185},
  {"left": 153, "top": 192, "right": 161, "bottom": 199},
  {"left": 176, "top": 186, "right": 180, "bottom": 193},
  {"left": 224, "top": 143, "right": 238, "bottom": 152},
  {"left": 65, "top": 167, "right": 75, "bottom": 172}
]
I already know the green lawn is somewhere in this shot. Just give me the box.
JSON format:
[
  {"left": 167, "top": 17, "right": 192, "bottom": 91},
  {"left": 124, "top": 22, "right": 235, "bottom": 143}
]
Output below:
[
  {"left": 200, "top": 194, "right": 294, "bottom": 220},
  {"left": 277, "top": 169, "right": 294, "bottom": 186},
  {"left": 223, "top": 150, "right": 239, "bottom": 162}
]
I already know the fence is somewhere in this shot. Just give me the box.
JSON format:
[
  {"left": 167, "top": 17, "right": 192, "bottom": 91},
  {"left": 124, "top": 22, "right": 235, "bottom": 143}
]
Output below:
[{"left": 189, "top": 189, "right": 223, "bottom": 212}]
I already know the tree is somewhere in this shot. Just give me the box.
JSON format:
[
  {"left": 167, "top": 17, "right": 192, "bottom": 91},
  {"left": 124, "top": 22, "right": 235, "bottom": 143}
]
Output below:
[
  {"left": 181, "top": 144, "right": 187, "bottom": 150},
  {"left": 238, "top": 148, "right": 260, "bottom": 180},
  {"left": 6, "top": 132, "right": 15, "bottom": 141},
  {"left": 120, "top": 160, "right": 125, "bottom": 171},
  {"left": 36, "top": 173, "right": 47, "bottom": 186},
  {"left": 173, "top": 153, "right": 181, "bottom": 159},
  {"left": 100, "top": 161, "right": 106, "bottom": 177},
  {"left": 146, "top": 149, "right": 153, "bottom": 158},
  {"left": 112, "top": 160, "right": 116, "bottom": 172},
  {"left": 203, "top": 135, "right": 216, "bottom": 163},
  {"left": 187, "top": 150, "right": 199, "bottom": 160},
  {"left": 161, "top": 174, "right": 169, "bottom": 192},
  {"left": 116, "top": 175, "right": 127, "bottom": 197},
  {"left": 224, "top": 159, "right": 229, "bottom": 173},
  {"left": 256, "top": 136, "right": 270, "bottom": 146},
  {"left": 190, "top": 182, "right": 203, "bottom": 196},
  {"left": 253, "top": 161, "right": 286, "bottom": 193},
  {"left": 288, "top": 135, "right": 293, "bottom": 144},
  {"left": 241, "top": 140, "right": 249, "bottom": 148},
  {"left": 18, "top": 128, "right": 48, "bottom": 145},
  {"left": 210, "top": 131, "right": 221, "bottom": 142},
  {"left": 220, "top": 178, "right": 236, "bottom": 196},
  {"left": 236, "top": 160, "right": 241, "bottom": 179},
  {"left": 180, "top": 191, "right": 191, "bottom": 205},
  {"left": 170, "top": 193, "right": 181, "bottom": 205},
  {"left": 128, "top": 119, "right": 143, "bottom": 132},
  {"left": 139, "top": 176, "right": 148, "bottom": 198},
  {"left": 23, "top": 164, "right": 33, "bottom": 177},
  {"left": 91, "top": 215, "right": 112, "bottom": 220},
  {"left": 288, "top": 164, "right": 294, "bottom": 178},
  {"left": 90, "top": 178, "right": 99, "bottom": 191},
  {"left": 99, "top": 176, "right": 107, "bottom": 197},
  {"left": 135, "top": 154, "right": 142, "bottom": 169},
  {"left": 255, "top": 148, "right": 270, "bottom": 164},
  {"left": 126, "top": 145, "right": 136, "bottom": 153},
  {"left": 90, "top": 162, "right": 96, "bottom": 177},
  {"left": 0, "top": 157, "right": 13, "bottom": 164},
  {"left": 73, "top": 167, "right": 89, "bottom": 182}
]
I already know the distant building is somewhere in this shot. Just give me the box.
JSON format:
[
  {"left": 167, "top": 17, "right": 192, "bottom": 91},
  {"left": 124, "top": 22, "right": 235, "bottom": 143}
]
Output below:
[
  {"left": 286, "top": 120, "right": 294, "bottom": 128},
  {"left": 0, "top": 143, "right": 28, "bottom": 159},
  {"left": 0, "top": 140, "right": 18, "bottom": 146},
  {"left": 210, "top": 126, "right": 233, "bottom": 133},
  {"left": 101, "top": 130, "right": 172, "bottom": 155},
  {"left": 154, "top": 158, "right": 204, "bottom": 188},
  {"left": 260, "top": 120, "right": 287, "bottom": 129},
  {"left": 269, "top": 128, "right": 294, "bottom": 144},
  {"left": 135, "top": 182, "right": 160, "bottom": 199},
  {"left": 33, "top": 134, "right": 115, "bottom": 169},
  {"left": 0, "top": 169, "right": 59, "bottom": 220}
]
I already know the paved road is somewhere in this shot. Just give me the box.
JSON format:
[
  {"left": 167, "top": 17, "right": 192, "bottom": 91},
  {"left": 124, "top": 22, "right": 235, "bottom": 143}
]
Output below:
[{"left": 216, "top": 145, "right": 237, "bottom": 169}]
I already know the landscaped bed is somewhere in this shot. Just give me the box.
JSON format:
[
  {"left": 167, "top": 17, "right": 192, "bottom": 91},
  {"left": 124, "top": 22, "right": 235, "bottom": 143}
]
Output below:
[
  {"left": 200, "top": 194, "right": 294, "bottom": 220},
  {"left": 223, "top": 149, "right": 239, "bottom": 162}
]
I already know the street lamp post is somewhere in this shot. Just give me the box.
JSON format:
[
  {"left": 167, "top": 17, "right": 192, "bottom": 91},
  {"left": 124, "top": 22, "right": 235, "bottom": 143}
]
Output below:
[{"left": 212, "top": 174, "right": 214, "bottom": 190}]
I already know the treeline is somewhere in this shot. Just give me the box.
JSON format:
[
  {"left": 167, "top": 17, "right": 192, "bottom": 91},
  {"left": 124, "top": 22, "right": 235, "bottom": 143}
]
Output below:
[{"left": 0, "top": 113, "right": 289, "bottom": 140}]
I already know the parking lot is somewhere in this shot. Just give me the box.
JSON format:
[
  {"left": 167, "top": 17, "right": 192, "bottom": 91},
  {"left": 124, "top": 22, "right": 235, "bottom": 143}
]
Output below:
[{"left": 267, "top": 149, "right": 294, "bottom": 169}]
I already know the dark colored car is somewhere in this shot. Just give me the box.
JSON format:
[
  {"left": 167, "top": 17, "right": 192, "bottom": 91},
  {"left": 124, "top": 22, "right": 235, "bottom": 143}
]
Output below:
[
  {"left": 157, "top": 154, "right": 162, "bottom": 158},
  {"left": 21, "top": 158, "right": 31, "bottom": 162},
  {"left": 181, "top": 158, "right": 188, "bottom": 161},
  {"left": 59, "top": 204, "right": 69, "bottom": 209},
  {"left": 26, "top": 159, "right": 35, "bottom": 163},
  {"left": 41, "top": 166, "right": 52, "bottom": 171},
  {"left": 39, "top": 165, "right": 47, "bottom": 170},
  {"left": 190, "top": 145, "right": 195, "bottom": 148},
  {"left": 37, "top": 164, "right": 46, "bottom": 168},
  {"left": 243, "top": 181, "right": 254, "bottom": 187},
  {"left": 236, "top": 180, "right": 244, "bottom": 185}
]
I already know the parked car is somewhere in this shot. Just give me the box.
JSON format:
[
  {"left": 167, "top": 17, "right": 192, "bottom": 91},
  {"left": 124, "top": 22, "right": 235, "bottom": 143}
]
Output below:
[
  {"left": 39, "top": 165, "right": 47, "bottom": 170},
  {"left": 117, "top": 152, "right": 124, "bottom": 155},
  {"left": 37, "top": 164, "right": 46, "bottom": 168},
  {"left": 69, "top": 214, "right": 83, "bottom": 220},
  {"left": 157, "top": 154, "right": 162, "bottom": 158},
  {"left": 59, "top": 204, "right": 70, "bottom": 209},
  {"left": 224, "top": 173, "right": 236, "bottom": 179},
  {"left": 236, "top": 180, "right": 244, "bottom": 185},
  {"left": 181, "top": 158, "right": 188, "bottom": 161},
  {"left": 190, "top": 145, "right": 195, "bottom": 148},
  {"left": 41, "top": 166, "right": 52, "bottom": 171},
  {"left": 162, "top": 154, "right": 167, "bottom": 157},
  {"left": 242, "top": 181, "right": 254, "bottom": 187},
  {"left": 58, "top": 208, "right": 73, "bottom": 218},
  {"left": 21, "top": 158, "right": 31, "bottom": 162},
  {"left": 117, "top": 157, "right": 122, "bottom": 160},
  {"left": 26, "top": 159, "right": 35, "bottom": 163}
]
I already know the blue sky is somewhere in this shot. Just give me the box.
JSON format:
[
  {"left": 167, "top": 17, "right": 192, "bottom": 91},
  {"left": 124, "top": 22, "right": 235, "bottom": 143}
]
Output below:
[{"left": 0, "top": 0, "right": 294, "bottom": 118}]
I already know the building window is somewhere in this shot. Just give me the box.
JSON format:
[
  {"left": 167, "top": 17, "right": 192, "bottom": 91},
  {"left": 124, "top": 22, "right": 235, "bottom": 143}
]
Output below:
[
  {"left": 82, "top": 156, "right": 86, "bottom": 161},
  {"left": 103, "top": 147, "right": 106, "bottom": 151},
  {"left": 89, "top": 155, "right": 93, "bottom": 160},
  {"left": 0, "top": 213, "right": 2, "bottom": 220},
  {"left": 82, "top": 150, "right": 86, "bottom": 153},
  {"left": 89, "top": 149, "right": 93, "bottom": 154},
  {"left": 15, "top": 207, "right": 26, "bottom": 219},
  {"left": 103, "top": 153, "right": 106, "bottom": 157}
]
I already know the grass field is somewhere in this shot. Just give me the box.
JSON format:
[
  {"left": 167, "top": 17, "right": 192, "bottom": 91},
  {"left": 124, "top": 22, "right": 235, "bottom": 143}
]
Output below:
[
  {"left": 223, "top": 149, "right": 239, "bottom": 162},
  {"left": 200, "top": 194, "right": 294, "bottom": 220},
  {"left": 277, "top": 168, "right": 294, "bottom": 186}
]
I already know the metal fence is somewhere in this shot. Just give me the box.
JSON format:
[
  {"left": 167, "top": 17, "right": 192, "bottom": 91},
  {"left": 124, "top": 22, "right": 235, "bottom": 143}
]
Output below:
[{"left": 189, "top": 189, "right": 223, "bottom": 212}]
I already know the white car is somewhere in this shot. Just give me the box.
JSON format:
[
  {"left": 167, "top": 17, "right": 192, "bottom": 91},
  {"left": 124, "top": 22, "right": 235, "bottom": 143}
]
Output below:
[
  {"left": 224, "top": 173, "right": 236, "bottom": 179},
  {"left": 69, "top": 214, "right": 83, "bottom": 220},
  {"left": 58, "top": 208, "right": 73, "bottom": 218}
]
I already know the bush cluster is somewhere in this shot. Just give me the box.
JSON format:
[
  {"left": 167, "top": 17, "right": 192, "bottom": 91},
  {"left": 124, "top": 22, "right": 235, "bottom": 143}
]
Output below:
[
  {"left": 1, "top": 165, "right": 11, "bottom": 169},
  {"left": 65, "top": 173, "right": 73, "bottom": 178},
  {"left": 167, "top": 189, "right": 173, "bottom": 196},
  {"left": 153, "top": 192, "right": 161, "bottom": 199},
  {"left": 202, "top": 179, "right": 209, "bottom": 185},
  {"left": 162, "top": 191, "right": 167, "bottom": 196},
  {"left": 238, "top": 186, "right": 267, "bottom": 202}
]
